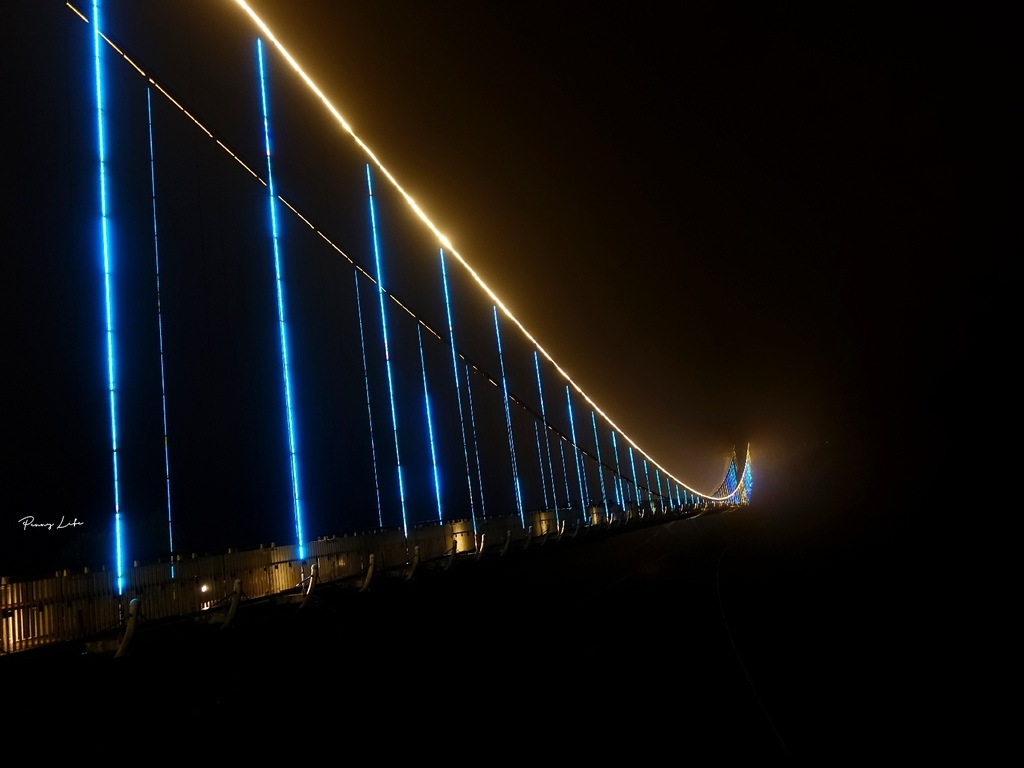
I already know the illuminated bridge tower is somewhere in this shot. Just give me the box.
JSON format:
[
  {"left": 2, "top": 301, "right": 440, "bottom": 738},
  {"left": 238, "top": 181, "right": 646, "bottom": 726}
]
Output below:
[{"left": 741, "top": 443, "right": 754, "bottom": 504}]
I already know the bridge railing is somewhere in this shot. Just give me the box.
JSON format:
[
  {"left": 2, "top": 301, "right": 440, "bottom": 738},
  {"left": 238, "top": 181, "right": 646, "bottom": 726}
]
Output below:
[{"left": 0, "top": 508, "right": 607, "bottom": 656}]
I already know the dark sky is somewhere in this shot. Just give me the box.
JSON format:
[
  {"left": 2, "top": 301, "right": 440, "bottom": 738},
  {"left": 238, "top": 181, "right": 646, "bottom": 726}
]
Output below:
[{"left": 3, "top": 1, "right": 999, "bottom": 576}]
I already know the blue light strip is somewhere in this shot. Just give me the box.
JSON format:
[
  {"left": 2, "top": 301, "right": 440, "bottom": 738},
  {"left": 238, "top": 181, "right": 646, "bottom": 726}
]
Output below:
[
  {"left": 417, "top": 324, "right": 443, "bottom": 523},
  {"left": 92, "top": 0, "right": 124, "bottom": 595},
  {"left": 590, "top": 411, "right": 608, "bottom": 520},
  {"left": 558, "top": 435, "right": 571, "bottom": 512},
  {"left": 611, "top": 430, "right": 625, "bottom": 511},
  {"left": 533, "top": 420, "right": 549, "bottom": 513},
  {"left": 440, "top": 249, "right": 476, "bottom": 534},
  {"left": 366, "top": 164, "right": 408, "bottom": 537},
  {"left": 533, "top": 351, "right": 559, "bottom": 523},
  {"left": 464, "top": 365, "right": 487, "bottom": 518},
  {"left": 628, "top": 446, "right": 640, "bottom": 513},
  {"left": 655, "top": 469, "right": 664, "bottom": 510},
  {"left": 353, "top": 272, "right": 383, "bottom": 527},
  {"left": 742, "top": 444, "right": 754, "bottom": 503},
  {"left": 145, "top": 87, "right": 175, "bottom": 576},
  {"left": 257, "top": 39, "right": 305, "bottom": 559},
  {"left": 566, "top": 386, "right": 586, "bottom": 512},
  {"left": 725, "top": 459, "right": 740, "bottom": 502},
  {"left": 643, "top": 459, "right": 652, "bottom": 511},
  {"left": 493, "top": 307, "right": 524, "bottom": 527}
]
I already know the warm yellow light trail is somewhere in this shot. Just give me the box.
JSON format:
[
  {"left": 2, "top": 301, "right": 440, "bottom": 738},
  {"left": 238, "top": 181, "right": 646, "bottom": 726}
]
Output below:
[
  {"left": 230, "top": 0, "right": 712, "bottom": 499},
  {"left": 230, "top": 0, "right": 712, "bottom": 498},
  {"left": 67, "top": 0, "right": 707, "bottom": 504}
]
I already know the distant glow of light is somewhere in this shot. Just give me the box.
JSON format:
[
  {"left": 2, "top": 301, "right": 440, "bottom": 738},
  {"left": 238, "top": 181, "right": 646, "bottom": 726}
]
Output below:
[
  {"left": 464, "top": 365, "right": 487, "bottom": 518},
  {"left": 566, "top": 387, "right": 586, "bottom": 511},
  {"left": 417, "top": 324, "right": 443, "bottom": 523},
  {"left": 353, "top": 272, "right": 383, "bottom": 527},
  {"left": 534, "top": 351, "right": 559, "bottom": 522},
  {"left": 91, "top": 0, "right": 124, "bottom": 595},
  {"left": 257, "top": 39, "right": 304, "bottom": 559},
  {"left": 230, "top": 0, "right": 708, "bottom": 500},
  {"left": 590, "top": 411, "right": 608, "bottom": 519},
  {"left": 366, "top": 165, "right": 408, "bottom": 537},
  {"left": 493, "top": 307, "right": 524, "bottom": 527},
  {"left": 146, "top": 87, "right": 175, "bottom": 576},
  {"left": 440, "top": 250, "right": 476, "bottom": 534}
]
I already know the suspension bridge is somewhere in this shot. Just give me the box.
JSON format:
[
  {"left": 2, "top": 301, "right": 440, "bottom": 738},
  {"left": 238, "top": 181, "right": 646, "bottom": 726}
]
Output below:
[{"left": 2, "top": 1, "right": 753, "bottom": 658}]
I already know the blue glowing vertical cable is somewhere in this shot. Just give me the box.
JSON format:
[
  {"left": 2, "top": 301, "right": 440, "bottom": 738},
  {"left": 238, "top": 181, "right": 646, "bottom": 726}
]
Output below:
[
  {"left": 92, "top": 0, "right": 124, "bottom": 594},
  {"left": 611, "top": 431, "right": 624, "bottom": 511},
  {"left": 365, "top": 165, "right": 408, "bottom": 537},
  {"left": 628, "top": 446, "right": 640, "bottom": 513},
  {"left": 439, "top": 249, "right": 476, "bottom": 534},
  {"left": 493, "top": 307, "right": 523, "bottom": 527},
  {"left": 655, "top": 469, "right": 664, "bottom": 510},
  {"left": 354, "top": 273, "right": 383, "bottom": 527},
  {"left": 417, "top": 324, "right": 443, "bottom": 523},
  {"left": 566, "top": 386, "right": 586, "bottom": 512},
  {"left": 557, "top": 436, "right": 571, "bottom": 511},
  {"left": 533, "top": 421, "right": 549, "bottom": 513},
  {"left": 464, "top": 365, "right": 487, "bottom": 518},
  {"left": 643, "top": 459, "right": 652, "bottom": 512},
  {"left": 590, "top": 411, "right": 608, "bottom": 520},
  {"left": 145, "top": 87, "right": 175, "bottom": 576},
  {"left": 257, "top": 39, "right": 305, "bottom": 559},
  {"left": 533, "top": 351, "right": 558, "bottom": 522}
]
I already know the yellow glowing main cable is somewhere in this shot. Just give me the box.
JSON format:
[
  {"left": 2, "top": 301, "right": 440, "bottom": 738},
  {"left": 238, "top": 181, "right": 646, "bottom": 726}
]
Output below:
[
  {"left": 68, "top": 0, "right": 688, "bottom": 505},
  {"left": 230, "top": 1, "right": 712, "bottom": 498},
  {"left": 71, "top": 0, "right": 712, "bottom": 500}
]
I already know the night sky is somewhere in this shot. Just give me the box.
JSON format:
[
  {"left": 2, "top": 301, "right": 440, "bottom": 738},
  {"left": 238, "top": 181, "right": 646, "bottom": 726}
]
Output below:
[{"left": 2, "top": 1, "right": 995, "bottom": 578}]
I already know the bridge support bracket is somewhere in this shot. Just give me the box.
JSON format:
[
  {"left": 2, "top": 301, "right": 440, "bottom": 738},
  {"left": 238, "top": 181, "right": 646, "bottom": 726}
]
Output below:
[
  {"left": 299, "top": 562, "right": 319, "bottom": 609},
  {"left": 359, "top": 553, "right": 375, "bottom": 593},
  {"left": 405, "top": 546, "right": 420, "bottom": 580},
  {"left": 113, "top": 597, "right": 141, "bottom": 659}
]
